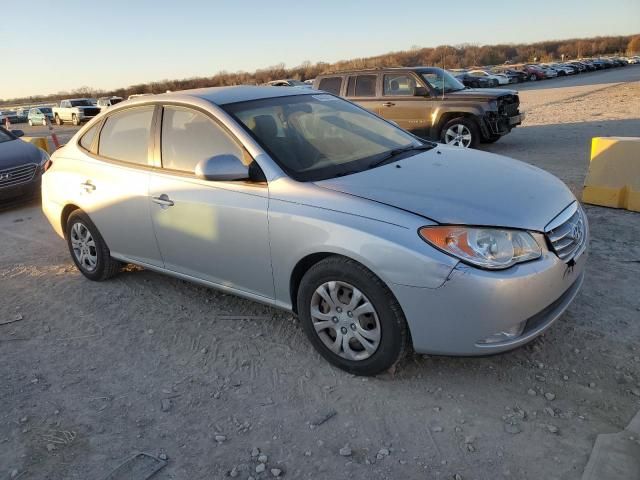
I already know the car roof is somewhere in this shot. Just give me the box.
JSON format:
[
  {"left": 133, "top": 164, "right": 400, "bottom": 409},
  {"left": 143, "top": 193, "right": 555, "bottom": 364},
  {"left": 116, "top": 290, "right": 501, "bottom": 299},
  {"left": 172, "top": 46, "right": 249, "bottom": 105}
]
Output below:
[{"left": 133, "top": 85, "right": 318, "bottom": 106}]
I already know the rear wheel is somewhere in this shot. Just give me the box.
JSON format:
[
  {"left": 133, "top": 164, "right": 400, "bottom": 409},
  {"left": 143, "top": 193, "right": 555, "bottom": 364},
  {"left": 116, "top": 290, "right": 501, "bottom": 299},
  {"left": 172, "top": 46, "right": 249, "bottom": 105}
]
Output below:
[
  {"left": 65, "top": 210, "right": 121, "bottom": 281},
  {"left": 491, "top": 79, "right": 499, "bottom": 87},
  {"left": 440, "top": 117, "right": 480, "bottom": 148},
  {"left": 529, "top": 74, "right": 537, "bottom": 81},
  {"left": 55, "top": 114, "right": 62, "bottom": 126},
  {"left": 297, "top": 256, "right": 409, "bottom": 376}
]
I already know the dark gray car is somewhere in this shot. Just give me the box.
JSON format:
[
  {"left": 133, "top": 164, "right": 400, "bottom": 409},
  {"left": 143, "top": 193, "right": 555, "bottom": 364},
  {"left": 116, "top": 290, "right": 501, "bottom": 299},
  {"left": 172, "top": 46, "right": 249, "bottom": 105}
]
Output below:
[{"left": 0, "top": 127, "right": 50, "bottom": 202}]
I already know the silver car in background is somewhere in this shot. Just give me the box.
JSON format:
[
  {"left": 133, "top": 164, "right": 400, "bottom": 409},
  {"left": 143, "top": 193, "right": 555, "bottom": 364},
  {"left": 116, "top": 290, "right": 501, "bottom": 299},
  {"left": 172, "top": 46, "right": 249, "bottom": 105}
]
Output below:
[{"left": 42, "top": 87, "right": 587, "bottom": 375}]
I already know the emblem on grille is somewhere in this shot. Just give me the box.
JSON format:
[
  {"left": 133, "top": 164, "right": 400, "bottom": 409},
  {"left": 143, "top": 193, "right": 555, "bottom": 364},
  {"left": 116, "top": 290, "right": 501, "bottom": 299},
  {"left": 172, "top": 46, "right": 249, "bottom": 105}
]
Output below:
[
  {"left": 570, "top": 218, "right": 584, "bottom": 243},
  {"left": 0, "top": 173, "right": 11, "bottom": 181}
]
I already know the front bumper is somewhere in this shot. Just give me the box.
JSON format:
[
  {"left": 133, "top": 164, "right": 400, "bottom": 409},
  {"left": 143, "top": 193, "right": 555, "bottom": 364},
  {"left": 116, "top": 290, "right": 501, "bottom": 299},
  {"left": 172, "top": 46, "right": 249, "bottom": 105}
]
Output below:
[
  {"left": 0, "top": 175, "right": 41, "bottom": 201},
  {"left": 482, "top": 111, "right": 525, "bottom": 136},
  {"left": 390, "top": 247, "right": 587, "bottom": 356}
]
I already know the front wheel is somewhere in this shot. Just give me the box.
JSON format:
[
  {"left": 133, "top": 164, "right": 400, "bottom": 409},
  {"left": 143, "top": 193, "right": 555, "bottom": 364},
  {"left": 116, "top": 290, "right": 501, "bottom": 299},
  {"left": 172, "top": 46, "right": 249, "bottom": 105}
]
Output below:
[
  {"left": 55, "top": 115, "right": 62, "bottom": 126},
  {"left": 297, "top": 256, "right": 409, "bottom": 376},
  {"left": 66, "top": 210, "right": 121, "bottom": 281},
  {"left": 28, "top": 119, "right": 33, "bottom": 126},
  {"left": 440, "top": 117, "right": 480, "bottom": 148},
  {"left": 529, "top": 74, "right": 537, "bottom": 81},
  {"left": 72, "top": 114, "right": 79, "bottom": 126}
]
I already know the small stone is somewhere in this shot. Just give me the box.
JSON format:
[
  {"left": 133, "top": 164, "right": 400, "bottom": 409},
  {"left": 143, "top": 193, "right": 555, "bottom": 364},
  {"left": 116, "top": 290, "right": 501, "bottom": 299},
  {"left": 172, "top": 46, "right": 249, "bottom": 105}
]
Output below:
[
  {"left": 339, "top": 445, "right": 352, "bottom": 456},
  {"left": 10, "top": 469, "right": 19, "bottom": 478},
  {"left": 504, "top": 423, "right": 521, "bottom": 434},
  {"left": 466, "top": 443, "right": 475, "bottom": 452},
  {"left": 527, "top": 389, "right": 537, "bottom": 396},
  {"left": 631, "top": 388, "right": 640, "bottom": 397},
  {"left": 161, "top": 399, "right": 171, "bottom": 412},
  {"left": 147, "top": 329, "right": 154, "bottom": 335},
  {"left": 258, "top": 454, "right": 268, "bottom": 463},
  {"left": 547, "top": 425, "right": 559, "bottom": 434},
  {"left": 589, "top": 382, "right": 596, "bottom": 388},
  {"left": 304, "top": 450, "right": 312, "bottom": 457},
  {"left": 433, "top": 406, "right": 441, "bottom": 412},
  {"left": 251, "top": 447, "right": 260, "bottom": 457},
  {"left": 46, "top": 443, "right": 56, "bottom": 452},
  {"left": 454, "top": 474, "right": 463, "bottom": 480},
  {"left": 544, "top": 392, "right": 556, "bottom": 401},
  {"left": 229, "top": 467, "right": 238, "bottom": 477},
  {"left": 544, "top": 407, "right": 556, "bottom": 417},
  {"left": 256, "top": 463, "right": 266, "bottom": 473},
  {"left": 563, "top": 375, "right": 569, "bottom": 381},
  {"left": 159, "top": 453, "right": 168, "bottom": 461},
  {"left": 215, "top": 434, "right": 227, "bottom": 443},
  {"left": 20, "top": 416, "right": 28, "bottom": 424},
  {"left": 201, "top": 348, "right": 208, "bottom": 354},
  {"left": 432, "top": 426, "right": 443, "bottom": 432},
  {"left": 44, "top": 325, "right": 50, "bottom": 332},
  {"left": 464, "top": 435, "right": 475, "bottom": 444},
  {"left": 248, "top": 477, "right": 255, "bottom": 480},
  {"left": 271, "top": 468, "right": 282, "bottom": 477}
]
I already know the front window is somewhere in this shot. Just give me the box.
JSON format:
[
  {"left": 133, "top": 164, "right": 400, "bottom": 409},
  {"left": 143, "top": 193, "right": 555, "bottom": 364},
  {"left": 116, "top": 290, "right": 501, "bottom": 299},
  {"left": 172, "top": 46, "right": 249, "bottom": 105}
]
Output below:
[
  {"left": 70, "top": 100, "right": 93, "bottom": 107},
  {"left": 41, "top": 108, "right": 52, "bottom": 114},
  {"left": 223, "top": 94, "right": 423, "bottom": 181},
  {"left": 420, "top": 70, "right": 465, "bottom": 94},
  {"left": 383, "top": 74, "right": 418, "bottom": 96}
]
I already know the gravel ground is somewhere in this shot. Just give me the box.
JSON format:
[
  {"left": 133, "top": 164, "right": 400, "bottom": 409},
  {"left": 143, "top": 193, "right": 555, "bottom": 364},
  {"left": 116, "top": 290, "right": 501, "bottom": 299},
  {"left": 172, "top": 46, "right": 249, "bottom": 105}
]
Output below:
[{"left": 1, "top": 67, "right": 640, "bottom": 480}]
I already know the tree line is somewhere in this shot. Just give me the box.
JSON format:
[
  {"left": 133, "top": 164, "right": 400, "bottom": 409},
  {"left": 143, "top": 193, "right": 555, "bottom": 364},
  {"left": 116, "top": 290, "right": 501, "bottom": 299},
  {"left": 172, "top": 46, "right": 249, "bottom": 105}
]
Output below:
[{"left": 2, "top": 34, "right": 638, "bottom": 106}]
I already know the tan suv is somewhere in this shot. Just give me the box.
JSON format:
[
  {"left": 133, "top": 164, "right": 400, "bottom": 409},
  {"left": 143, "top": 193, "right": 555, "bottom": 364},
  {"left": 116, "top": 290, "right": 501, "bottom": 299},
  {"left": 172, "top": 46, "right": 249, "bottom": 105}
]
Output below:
[{"left": 314, "top": 67, "right": 524, "bottom": 148}]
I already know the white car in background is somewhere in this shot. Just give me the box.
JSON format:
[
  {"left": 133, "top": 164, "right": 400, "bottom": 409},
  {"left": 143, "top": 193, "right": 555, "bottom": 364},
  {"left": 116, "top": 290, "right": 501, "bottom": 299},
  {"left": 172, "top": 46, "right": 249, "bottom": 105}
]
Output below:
[
  {"left": 467, "top": 70, "right": 510, "bottom": 86},
  {"left": 96, "top": 96, "right": 124, "bottom": 112}
]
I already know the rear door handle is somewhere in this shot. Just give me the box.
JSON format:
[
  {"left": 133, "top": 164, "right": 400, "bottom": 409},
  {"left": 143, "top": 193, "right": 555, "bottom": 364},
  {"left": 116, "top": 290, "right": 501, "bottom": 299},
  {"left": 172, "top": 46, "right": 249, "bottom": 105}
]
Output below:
[
  {"left": 152, "top": 194, "right": 174, "bottom": 207},
  {"left": 382, "top": 102, "right": 395, "bottom": 107},
  {"left": 80, "top": 180, "right": 95, "bottom": 192}
]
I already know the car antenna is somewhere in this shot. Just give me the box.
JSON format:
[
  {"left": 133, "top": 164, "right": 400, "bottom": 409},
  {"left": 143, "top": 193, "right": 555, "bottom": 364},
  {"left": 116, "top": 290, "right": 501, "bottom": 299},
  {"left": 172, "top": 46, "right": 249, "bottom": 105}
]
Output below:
[{"left": 442, "top": 47, "right": 446, "bottom": 101}]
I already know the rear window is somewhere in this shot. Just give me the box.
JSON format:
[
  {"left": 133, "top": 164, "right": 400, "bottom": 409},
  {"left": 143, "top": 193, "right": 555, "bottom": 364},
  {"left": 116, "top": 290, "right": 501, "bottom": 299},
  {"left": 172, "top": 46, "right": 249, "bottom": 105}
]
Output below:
[
  {"left": 98, "top": 107, "right": 154, "bottom": 165},
  {"left": 317, "top": 77, "right": 342, "bottom": 95},
  {"left": 347, "top": 75, "right": 377, "bottom": 97}
]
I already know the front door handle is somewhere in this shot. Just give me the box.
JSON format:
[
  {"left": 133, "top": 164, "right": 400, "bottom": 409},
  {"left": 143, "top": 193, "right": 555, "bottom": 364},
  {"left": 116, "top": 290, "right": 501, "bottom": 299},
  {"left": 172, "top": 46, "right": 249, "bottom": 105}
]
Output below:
[
  {"left": 152, "top": 194, "right": 175, "bottom": 207},
  {"left": 382, "top": 102, "right": 395, "bottom": 107},
  {"left": 80, "top": 180, "right": 95, "bottom": 192}
]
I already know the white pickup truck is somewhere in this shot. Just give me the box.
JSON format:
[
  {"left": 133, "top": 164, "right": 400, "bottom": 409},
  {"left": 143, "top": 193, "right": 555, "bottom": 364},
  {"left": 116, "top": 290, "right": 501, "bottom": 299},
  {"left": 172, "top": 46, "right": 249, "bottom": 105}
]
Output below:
[{"left": 53, "top": 99, "right": 101, "bottom": 126}]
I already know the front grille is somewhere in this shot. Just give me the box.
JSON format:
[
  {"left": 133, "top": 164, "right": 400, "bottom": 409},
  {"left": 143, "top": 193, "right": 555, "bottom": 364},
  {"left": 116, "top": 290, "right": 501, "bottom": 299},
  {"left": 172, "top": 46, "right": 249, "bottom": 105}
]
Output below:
[
  {"left": 82, "top": 107, "right": 100, "bottom": 117},
  {"left": 546, "top": 205, "right": 587, "bottom": 262},
  {"left": 0, "top": 164, "right": 38, "bottom": 188},
  {"left": 498, "top": 95, "right": 520, "bottom": 117}
]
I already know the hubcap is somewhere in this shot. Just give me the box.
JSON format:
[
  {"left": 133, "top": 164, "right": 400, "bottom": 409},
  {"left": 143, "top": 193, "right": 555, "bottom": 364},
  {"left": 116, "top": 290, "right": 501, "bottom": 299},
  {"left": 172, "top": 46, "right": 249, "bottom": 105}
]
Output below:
[
  {"left": 310, "top": 281, "right": 381, "bottom": 361},
  {"left": 70, "top": 222, "right": 97, "bottom": 272},
  {"left": 444, "top": 124, "right": 472, "bottom": 148}
]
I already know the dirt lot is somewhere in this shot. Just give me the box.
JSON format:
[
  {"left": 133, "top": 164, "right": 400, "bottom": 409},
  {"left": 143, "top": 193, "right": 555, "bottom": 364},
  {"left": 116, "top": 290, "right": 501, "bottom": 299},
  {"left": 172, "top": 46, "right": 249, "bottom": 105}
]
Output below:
[{"left": 2, "top": 67, "right": 640, "bottom": 480}]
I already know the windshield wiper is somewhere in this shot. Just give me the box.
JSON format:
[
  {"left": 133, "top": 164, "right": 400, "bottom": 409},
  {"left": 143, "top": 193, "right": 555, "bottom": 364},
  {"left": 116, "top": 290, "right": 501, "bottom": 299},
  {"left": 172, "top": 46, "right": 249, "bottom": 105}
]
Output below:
[{"left": 368, "top": 143, "right": 435, "bottom": 169}]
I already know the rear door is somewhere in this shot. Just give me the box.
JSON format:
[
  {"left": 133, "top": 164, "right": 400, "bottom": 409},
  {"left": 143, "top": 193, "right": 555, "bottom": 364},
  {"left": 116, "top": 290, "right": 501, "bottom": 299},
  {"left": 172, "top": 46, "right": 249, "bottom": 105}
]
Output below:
[
  {"left": 73, "top": 105, "right": 164, "bottom": 266},
  {"left": 345, "top": 74, "right": 380, "bottom": 115},
  {"left": 148, "top": 105, "right": 273, "bottom": 299},
  {"left": 378, "top": 72, "right": 432, "bottom": 138}
]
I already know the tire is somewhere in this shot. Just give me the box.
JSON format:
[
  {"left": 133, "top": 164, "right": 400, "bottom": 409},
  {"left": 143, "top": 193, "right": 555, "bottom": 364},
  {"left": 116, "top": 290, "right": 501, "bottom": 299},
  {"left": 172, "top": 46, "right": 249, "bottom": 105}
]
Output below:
[
  {"left": 55, "top": 114, "right": 62, "bottom": 126},
  {"left": 72, "top": 114, "right": 79, "bottom": 126},
  {"left": 42, "top": 118, "right": 47, "bottom": 126},
  {"left": 482, "top": 134, "right": 502, "bottom": 144},
  {"left": 491, "top": 79, "right": 499, "bottom": 87},
  {"left": 65, "top": 210, "right": 121, "bottom": 281},
  {"left": 297, "top": 256, "right": 409, "bottom": 376},
  {"left": 529, "top": 74, "right": 537, "bottom": 81},
  {"left": 440, "top": 116, "right": 480, "bottom": 148}
]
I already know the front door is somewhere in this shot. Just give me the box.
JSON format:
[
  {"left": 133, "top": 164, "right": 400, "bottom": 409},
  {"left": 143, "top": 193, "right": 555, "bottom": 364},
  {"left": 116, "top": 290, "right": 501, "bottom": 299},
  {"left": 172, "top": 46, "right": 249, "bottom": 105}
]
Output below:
[
  {"left": 378, "top": 73, "right": 432, "bottom": 139},
  {"left": 149, "top": 105, "right": 273, "bottom": 300}
]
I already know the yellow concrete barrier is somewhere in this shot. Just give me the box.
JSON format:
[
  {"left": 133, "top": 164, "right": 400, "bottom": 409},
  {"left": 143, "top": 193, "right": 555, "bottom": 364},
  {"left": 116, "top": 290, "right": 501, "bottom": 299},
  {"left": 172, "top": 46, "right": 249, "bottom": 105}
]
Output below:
[
  {"left": 582, "top": 137, "right": 640, "bottom": 212},
  {"left": 20, "top": 136, "right": 51, "bottom": 154}
]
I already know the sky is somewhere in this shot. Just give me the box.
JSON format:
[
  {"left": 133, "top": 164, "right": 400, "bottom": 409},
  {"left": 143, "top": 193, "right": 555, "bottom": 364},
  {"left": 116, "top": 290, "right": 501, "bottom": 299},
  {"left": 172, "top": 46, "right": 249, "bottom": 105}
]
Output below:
[{"left": 2, "top": 0, "right": 639, "bottom": 99}]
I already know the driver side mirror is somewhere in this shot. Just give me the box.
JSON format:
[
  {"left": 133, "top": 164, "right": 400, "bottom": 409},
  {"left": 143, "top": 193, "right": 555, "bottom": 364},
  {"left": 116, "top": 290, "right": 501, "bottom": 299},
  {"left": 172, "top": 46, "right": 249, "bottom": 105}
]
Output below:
[
  {"left": 414, "top": 86, "right": 429, "bottom": 97},
  {"left": 11, "top": 130, "right": 24, "bottom": 138},
  {"left": 195, "top": 154, "right": 249, "bottom": 181}
]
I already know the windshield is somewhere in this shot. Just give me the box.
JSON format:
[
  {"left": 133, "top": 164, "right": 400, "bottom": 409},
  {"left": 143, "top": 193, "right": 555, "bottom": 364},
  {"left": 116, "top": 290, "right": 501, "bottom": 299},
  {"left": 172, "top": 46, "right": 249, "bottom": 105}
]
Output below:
[
  {"left": 110, "top": 98, "right": 123, "bottom": 105},
  {"left": 0, "top": 129, "right": 14, "bottom": 143},
  {"left": 420, "top": 70, "right": 465, "bottom": 94},
  {"left": 223, "top": 94, "right": 422, "bottom": 181},
  {"left": 70, "top": 100, "right": 93, "bottom": 107}
]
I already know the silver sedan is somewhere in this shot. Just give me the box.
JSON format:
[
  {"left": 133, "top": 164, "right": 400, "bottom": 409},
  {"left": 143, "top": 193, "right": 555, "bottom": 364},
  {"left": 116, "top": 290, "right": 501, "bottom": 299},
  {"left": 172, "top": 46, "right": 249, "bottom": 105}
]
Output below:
[{"left": 42, "top": 86, "right": 587, "bottom": 375}]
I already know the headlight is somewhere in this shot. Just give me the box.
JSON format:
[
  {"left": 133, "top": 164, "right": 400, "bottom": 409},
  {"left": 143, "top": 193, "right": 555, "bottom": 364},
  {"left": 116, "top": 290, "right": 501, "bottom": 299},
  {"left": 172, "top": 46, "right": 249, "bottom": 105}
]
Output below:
[
  {"left": 419, "top": 226, "right": 541, "bottom": 270},
  {"left": 38, "top": 149, "right": 52, "bottom": 172}
]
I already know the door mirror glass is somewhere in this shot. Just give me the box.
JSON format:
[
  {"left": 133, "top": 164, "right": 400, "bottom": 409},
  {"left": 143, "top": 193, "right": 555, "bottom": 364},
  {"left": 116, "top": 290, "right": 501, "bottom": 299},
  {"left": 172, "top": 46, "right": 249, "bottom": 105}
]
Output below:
[{"left": 195, "top": 154, "right": 249, "bottom": 181}]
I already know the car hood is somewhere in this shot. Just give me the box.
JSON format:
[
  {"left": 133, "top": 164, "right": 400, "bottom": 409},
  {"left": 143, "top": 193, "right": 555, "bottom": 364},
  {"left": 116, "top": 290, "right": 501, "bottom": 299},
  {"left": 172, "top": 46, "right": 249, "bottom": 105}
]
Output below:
[
  {"left": 0, "top": 139, "right": 41, "bottom": 170},
  {"left": 314, "top": 147, "right": 575, "bottom": 232},
  {"left": 443, "top": 88, "right": 518, "bottom": 100}
]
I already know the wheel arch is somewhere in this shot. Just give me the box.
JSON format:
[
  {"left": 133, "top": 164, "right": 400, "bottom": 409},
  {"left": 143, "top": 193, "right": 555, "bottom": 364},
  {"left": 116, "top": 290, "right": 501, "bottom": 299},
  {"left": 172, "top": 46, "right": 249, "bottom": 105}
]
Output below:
[
  {"left": 433, "top": 111, "right": 481, "bottom": 138},
  {"left": 60, "top": 204, "right": 82, "bottom": 238}
]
